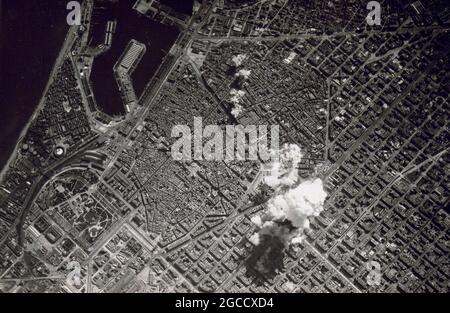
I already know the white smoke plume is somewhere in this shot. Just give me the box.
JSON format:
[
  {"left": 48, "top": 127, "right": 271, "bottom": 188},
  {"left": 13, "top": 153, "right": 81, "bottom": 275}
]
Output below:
[
  {"left": 232, "top": 54, "right": 247, "bottom": 67},
  {"left": 248, "top": 232, "right": 261, "bottom": 246},
  {"left": 250, "top": 144, "right": 327, "bottom": 246},
  {"left": 231, "top": 102, "right": 243, "bottom": 118},
  {"left": 230, "top": 88, "right": 246, "bottom": 104},
  {"left": 235, "top": 69, "right": 251, "bottom": 79},
  {"left": 229, "top": 55, "right": 250, "bottom": 117},
  {"left": 263, "top": 143, "right": 303, "bottom": 188},
  {"left": 230, "top": 88, "right": 246, "bottom": 117}
]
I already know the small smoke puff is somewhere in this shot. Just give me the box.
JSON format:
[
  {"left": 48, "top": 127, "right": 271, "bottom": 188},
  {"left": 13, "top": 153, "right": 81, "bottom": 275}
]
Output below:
[
  {"left": 280, "top": 144, "right": 303, "bottom": 164},
  {"left": 232, "top": 54, "right": 247, "bottom": 67},
  {"left": 249, "top": 232, "right": 260, "bottom": 246},
  {"left": 290, "top": 235, "right": 304, "bottom": 244},
  {"left": 250, "top": 215, "right": 262, "bottom": 227},
  {"left": 231, "top": 103, "right": 243, "bottom": 118},
  {"left": 230, "top": 88, "right": 246, "bottom": 117},
  {"left": 230, "top": 88, "right": 246, "bottom": 101},
  {"left": 236, "top": 69, "right": 251, "bottom": 79},
  {"left": 263, "top": 144, "right": 303, "bottom": 189}
]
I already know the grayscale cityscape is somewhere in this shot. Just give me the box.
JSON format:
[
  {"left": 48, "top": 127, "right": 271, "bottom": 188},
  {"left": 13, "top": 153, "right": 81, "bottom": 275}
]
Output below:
[{"left": 0, "top": 0, "right": 449, "bottom": 296}]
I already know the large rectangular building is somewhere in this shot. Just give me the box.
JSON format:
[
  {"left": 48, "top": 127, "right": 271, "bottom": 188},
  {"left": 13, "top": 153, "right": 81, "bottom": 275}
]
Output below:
[{"left": 115, "top": 39, "right": 146, "bottom": 74}]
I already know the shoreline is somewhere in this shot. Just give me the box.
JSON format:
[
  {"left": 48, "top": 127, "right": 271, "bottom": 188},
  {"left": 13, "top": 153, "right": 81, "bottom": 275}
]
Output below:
[{"left": 0, "top": 25, "right": 78, "bottom": 184}]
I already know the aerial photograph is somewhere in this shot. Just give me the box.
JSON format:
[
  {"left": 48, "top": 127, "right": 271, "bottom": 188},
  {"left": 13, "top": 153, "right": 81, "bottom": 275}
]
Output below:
[{"left": 0, "top": 0, "right": 449, "bottom": 302}]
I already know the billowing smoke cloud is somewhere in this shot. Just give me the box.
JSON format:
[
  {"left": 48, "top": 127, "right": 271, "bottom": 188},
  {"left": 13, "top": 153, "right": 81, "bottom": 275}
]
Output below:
[{"left": 250, "top": 144, "right": 327, "bottom": 246}]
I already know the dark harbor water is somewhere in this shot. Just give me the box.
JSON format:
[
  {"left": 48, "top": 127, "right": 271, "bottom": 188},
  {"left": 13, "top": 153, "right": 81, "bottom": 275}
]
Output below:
[
  {"left": 160, "top": 0, "right": 193, "bottom": 15},
  {"left": 89, "top": 0, "right": 180, "bottom": 117},
  {"left": 0, "top": 0, "right": 69, "bottom": 171}
]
